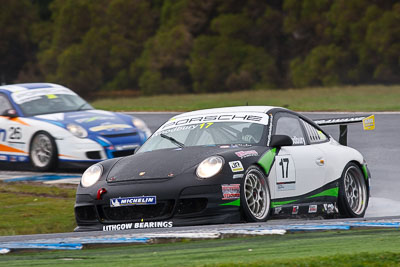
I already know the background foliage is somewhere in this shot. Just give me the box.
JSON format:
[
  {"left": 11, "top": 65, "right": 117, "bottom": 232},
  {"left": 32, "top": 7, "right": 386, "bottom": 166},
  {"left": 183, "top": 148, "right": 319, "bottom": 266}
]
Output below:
[{"left": 1, "top": 0, "right": 399, "bottom": 97}]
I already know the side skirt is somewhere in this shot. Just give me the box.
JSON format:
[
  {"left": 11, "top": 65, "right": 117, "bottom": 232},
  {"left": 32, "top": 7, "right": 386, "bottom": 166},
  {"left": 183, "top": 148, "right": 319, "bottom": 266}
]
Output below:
[{"left": 270, "top": 179, "right": 340, "bottom": 218}]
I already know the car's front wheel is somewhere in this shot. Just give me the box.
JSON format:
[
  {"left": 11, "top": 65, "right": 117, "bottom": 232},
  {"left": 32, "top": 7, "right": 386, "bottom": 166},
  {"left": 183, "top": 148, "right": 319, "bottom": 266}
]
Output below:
[
  {"left": 29, "top": 132, "right": 57, "bottom": 171},
  {"left": 338, "top": 162, "right": 368, "bottom": 217},
  {"left": 241, "top": 166, "right": 271, "bottom": 222}
]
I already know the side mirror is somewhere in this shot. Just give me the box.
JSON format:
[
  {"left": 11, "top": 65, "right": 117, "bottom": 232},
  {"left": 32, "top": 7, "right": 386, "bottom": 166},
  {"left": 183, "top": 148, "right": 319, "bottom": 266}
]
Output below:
[
  {"left": 2, "top": 109, "right": 18, "bottom": 118},
  {"left": 269, "top": 135, "right": 293, "bottom": 147}
]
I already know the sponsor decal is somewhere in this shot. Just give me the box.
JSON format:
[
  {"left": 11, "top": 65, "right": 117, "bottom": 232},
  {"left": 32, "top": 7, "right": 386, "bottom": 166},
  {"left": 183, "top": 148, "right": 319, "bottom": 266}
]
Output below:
[
  {"left": 291, "top": 136, "right": 305, "bottom": 145},
  {"left": 154, "top": 125, "right": 198, "bottom": 137},
  {"left": 75, "top": 116, "right": 115, "bottom": 123},
  {"left": 274, "top": 207, "right": 282, "bottom": 215},
  {"left": 110, "top": 196, "right": 156, "bottom": 207},
  {"left": 235, "top": 150, "right": 258, "bottom": 159},
  {"left": 229, "top": 161, "right": 244, "bottom": 172},
  {"left": 0, "top": 155, "right": 7, "bottom": 161},
  {"left": 232, "top": 174, "right": 244, "bottom": 179},
  {"left": 222, "top": 184, "right": 240, "bottom": 200},
  {"left": 323, "top": 203, "right": 336, "bottom": 214},
  {"left": 90, "top": 124, "right": 132, "bottom": 132},
  {"left": 308, "top": 205, "right": 317, "bottom": 213},
  {"left": 292, "top": 206, "right": 299, "bottom": 215},
  {"left": 10, "top": 156, "right": 17, "bottom": 162},
  {"left": 277, "top": 183, "right": 296, "bottom": 191},
  {"left": 102, "top": 221, "right": 173, "bottom": 231},
  {"left": 161, "top": 113, "right": 269, "bottom": 130},
  {"left": 220, "top": 145, "right": 230, "bottom": 148},
  {"left": 18, "top": 156, "right": 28, "bottom": 162},
  {"left": 363, "top": 115, "right": 375, "bottom": 131}
]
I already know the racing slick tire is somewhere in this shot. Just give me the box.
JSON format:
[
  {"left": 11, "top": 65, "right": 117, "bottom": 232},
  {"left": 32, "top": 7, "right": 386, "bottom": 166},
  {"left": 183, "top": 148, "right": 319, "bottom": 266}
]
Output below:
[
  {"left": 338, "top": 162, "right": 368, "bottom": 218},
  {"left": 241, "top": 165, "right": 271, "bottom": 222},
  {"left": 29, "top": 131, "right": 58, "bottom": 171}
]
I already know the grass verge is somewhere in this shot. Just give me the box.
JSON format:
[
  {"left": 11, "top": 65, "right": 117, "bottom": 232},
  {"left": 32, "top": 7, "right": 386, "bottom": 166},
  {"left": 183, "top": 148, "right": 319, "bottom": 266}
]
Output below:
[
  {"left": 0, "top": 181, "right": 76, "bottom": 235},
  {"left": 91, "top": 85, "right": 400, "bottom": 112},
  {"left": 1, "top": 229, "right": 400, "bottom": 266}
]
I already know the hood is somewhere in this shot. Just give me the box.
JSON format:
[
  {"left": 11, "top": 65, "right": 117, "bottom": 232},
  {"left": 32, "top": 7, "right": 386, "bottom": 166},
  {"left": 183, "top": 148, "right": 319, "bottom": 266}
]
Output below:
[
  {"left": 34, "top": 110, "right": 137, "bottom": 136},
  {"left": 106, "top": 146, "right": 249, "bottom": 182}
]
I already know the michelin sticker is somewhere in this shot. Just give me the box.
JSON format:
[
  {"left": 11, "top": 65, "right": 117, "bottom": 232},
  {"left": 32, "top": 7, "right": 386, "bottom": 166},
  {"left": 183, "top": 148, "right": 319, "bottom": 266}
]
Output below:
[
  {"left": 110, "top": 196, "right": 156, "bottom": 207},
  {"left": 103, "top": 221, "right": 173, "bottom": 231},
  {"left": 229, "top": 161, "right": 244, "bottom": 172}
]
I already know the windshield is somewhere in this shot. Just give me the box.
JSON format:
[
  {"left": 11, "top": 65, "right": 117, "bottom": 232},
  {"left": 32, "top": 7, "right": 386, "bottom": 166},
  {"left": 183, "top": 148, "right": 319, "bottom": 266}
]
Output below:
[
  {"left": 138, "top": 113, "right": 268, "bottom": 153},
  {"left": 11, "top": 88, "right": 93, "bottom": 116}
]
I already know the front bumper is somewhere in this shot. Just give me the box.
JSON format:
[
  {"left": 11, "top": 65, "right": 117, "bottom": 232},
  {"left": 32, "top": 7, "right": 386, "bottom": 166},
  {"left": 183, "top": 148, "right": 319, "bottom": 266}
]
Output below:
[{"left": 74, "top": 181, "right": 242, "bottom": 231}]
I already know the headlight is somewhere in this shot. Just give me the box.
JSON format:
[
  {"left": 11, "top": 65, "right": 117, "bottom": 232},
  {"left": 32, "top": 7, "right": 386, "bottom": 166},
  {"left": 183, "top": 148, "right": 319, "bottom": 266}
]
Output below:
[
  {"left": 81, "top": 164, "right": 103, "bottom": 187},
  {"left": 67, "top": 123, "right": 88, "bottom": 138},
  {"left": 196, "top": 156, "right": 224, "bottom": 179},
  {"left": 132, "top": 118, "right": 152, "bottom": 138}
]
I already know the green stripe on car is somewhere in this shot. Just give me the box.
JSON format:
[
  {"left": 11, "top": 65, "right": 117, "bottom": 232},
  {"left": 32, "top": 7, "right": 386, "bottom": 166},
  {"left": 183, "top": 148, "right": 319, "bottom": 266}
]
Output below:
[
  {"left": 258, "top": 148, "right": 276, "bottom": 175},
  {"left": 307, "top": 187, "right": 338, "bottom": 199},
  {"left": 220, "top": 199, "right": 240, "bottom": 206}
]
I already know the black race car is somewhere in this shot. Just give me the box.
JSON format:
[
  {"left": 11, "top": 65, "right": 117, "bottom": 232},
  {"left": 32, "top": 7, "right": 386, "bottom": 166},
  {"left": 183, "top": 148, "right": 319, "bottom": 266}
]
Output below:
[{"left": 74, "top": 106, "right": 372, "bottom": 231}]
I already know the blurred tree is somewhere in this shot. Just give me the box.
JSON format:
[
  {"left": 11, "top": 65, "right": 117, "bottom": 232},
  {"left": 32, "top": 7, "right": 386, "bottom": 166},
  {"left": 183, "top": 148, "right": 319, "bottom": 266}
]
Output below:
[
  {"left": 138, "top": 24, "right": 193, "bottom": 95},
  {"left": 287, "top": 0, "right": 400, "bottom": 87},
  {"left": 0, "top": 0, "right": 38, "bottom": 84},
  {"left": 188, "top": 1, "right": 280, "bottom": 93},
  {"left": 3, "top": 0, "right": 399, "bottom": 95},
  {"left": 36, "top": 0, "right": 160, "bottom": 97},
  {"left": 136, "top": 0, "right": 217, "bottom": 95}
]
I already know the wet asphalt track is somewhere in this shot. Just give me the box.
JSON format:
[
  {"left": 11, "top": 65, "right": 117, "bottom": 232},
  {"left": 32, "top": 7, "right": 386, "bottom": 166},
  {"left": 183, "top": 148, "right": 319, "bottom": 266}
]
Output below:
[{"left": 0, "top": 111, "right": 399, "bottom": 242}]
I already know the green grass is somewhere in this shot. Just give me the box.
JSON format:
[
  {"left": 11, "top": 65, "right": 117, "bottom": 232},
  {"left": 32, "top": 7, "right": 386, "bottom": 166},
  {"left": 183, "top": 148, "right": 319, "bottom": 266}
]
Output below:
[
  {"left": 0, "top": 181, "right": 76, "bottom": 235},
  {"left": 91, "top": 85, "right": 400, "bottom": 112},
  {"left": 1, "top": 229, "right": 400, "bottom": 266}
]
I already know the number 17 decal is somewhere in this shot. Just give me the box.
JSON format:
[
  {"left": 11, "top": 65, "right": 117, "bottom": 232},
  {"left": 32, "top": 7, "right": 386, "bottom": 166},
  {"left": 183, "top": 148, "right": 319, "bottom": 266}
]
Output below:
[{"left": 275, "top": 155, "right": 296, "bottom": 191}]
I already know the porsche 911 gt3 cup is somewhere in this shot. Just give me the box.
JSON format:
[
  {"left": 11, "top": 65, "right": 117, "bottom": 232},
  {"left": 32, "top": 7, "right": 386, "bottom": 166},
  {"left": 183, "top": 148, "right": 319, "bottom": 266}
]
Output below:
[
  {"left": 74, "top": 106, "right": 373, "bottom": 231},
  {"left": 0, "top": 83, "right": 151, "bottom": 170}
]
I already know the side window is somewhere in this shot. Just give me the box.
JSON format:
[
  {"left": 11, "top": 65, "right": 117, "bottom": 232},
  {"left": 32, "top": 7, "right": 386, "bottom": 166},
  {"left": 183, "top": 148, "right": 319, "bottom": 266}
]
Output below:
[
  {"left": 0, "top": 94, "right": 12, "bottom": 114},
  {"left": 301, "top": 119, "right": 328, "bottom": 144},
  {"left": 274, "top": 114, "right": 306, "bottom": 145}
]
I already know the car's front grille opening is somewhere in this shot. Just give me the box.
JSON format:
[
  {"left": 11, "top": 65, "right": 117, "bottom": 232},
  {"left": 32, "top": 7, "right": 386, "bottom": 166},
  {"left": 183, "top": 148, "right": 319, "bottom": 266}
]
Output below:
[
  {"left": 101, "top": 200, "right": 175, "bottom": 221},
  {"left": 111, "top": 150, "right": 135, "bottom": 158},
  {"left": 177, "top": 198, "right": 208, "bottom": 215},
  {"left": 86, "top": 151, "right": 102, "bottom": 160},
  {"left": 75, "top": 206, "right": 97, "bottom": 221},
  {"left": 101, "top": 132, "right": 138, "bottom": 138}
]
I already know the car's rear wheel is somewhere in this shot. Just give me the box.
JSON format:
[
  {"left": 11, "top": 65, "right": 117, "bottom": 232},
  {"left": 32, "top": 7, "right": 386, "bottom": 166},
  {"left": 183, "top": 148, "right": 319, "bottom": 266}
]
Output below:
[
  {"left": 338, "top": 162, "right": 368, "bottom": 217},
  {"left": 29, "top": 132, "right": 57, "bottom": 171},
  {"left": 241, "top": 166, "right": 270, "bottom": 222}
]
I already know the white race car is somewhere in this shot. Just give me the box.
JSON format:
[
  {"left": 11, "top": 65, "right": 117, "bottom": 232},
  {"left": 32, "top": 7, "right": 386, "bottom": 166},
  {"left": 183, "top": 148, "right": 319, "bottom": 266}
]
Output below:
[
  {"left": 75, "top": 106, "right": 374, "bottom": 231},
  {"left": 0, "top": 83, "right": 151, "bottom": 171}
]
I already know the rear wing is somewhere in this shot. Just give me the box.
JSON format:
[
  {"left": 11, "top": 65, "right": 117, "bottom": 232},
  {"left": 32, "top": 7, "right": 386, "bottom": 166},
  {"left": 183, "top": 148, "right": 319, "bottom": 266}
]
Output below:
[{"left": 314, "top": 115, "right": 375, "bottom": 146}]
